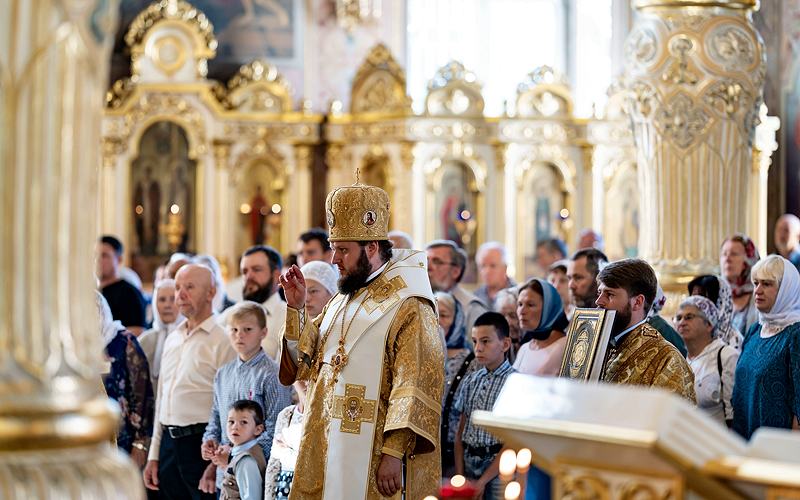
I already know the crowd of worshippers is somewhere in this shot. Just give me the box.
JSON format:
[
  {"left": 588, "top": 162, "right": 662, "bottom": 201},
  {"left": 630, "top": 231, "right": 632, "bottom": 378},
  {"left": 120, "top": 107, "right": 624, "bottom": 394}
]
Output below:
[{"left": 95, "top": 214, "right": 800, "bottom": 500}]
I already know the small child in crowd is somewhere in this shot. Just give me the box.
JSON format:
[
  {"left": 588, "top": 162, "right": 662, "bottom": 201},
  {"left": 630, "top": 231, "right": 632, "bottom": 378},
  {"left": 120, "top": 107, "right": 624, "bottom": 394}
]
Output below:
[
  {"left": 201, "top": 301, "right": 292, "bottom": 493},
  {"left": 454, "top": 312, "right": 515, "bottom": 500},
  {"left": 220, "top": 400, "right": 268, "bottom": 500}
]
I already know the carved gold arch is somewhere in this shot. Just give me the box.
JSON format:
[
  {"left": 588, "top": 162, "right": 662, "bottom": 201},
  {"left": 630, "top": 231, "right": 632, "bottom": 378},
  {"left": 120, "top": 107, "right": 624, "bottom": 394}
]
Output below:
[
  {"left": 350, "top": 43, "right": 412, "bottom": 116},
  {"left": 359, "top": 145, "right": 395, "bottom": 193},
  {"left": 221, "top": 59, "right": 293, "bottom": 113},
  {"left": 230, "top": 145, "right": 290, "bottom": 254},
  {"left": 515, "top": 66, "right": 574, "bottom": 118},
  {"left": 422, "top": 150, "right": 488, "bottom": 261},
  {"left": 425, "top": 61, "right": 485, "bottom": 117},
  {"left": 125, "top": 0, "right": 217, "bottom": 79},
  {"left": 512, "top": 151, "right": 577, "bottom": 279}
]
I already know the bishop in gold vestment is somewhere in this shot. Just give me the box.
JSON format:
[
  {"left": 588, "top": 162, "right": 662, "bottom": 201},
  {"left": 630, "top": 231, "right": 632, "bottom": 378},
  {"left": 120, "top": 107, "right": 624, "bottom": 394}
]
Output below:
[{"left": 279, "top": 183, "right": 444, "bottom": 500}]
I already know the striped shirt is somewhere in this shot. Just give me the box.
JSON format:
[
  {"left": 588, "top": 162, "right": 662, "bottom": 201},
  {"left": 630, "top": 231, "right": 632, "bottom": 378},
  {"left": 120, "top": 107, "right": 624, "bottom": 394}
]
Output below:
[
  {"left": 454, "top": 360, "right": 515, "bottom": 447},
  {"left": 203, "top": 349, "right": 293, "bottom": 485}
]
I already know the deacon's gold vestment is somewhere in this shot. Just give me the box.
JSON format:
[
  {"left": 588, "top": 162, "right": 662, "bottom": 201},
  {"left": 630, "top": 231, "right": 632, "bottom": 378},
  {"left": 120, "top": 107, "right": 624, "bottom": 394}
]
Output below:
[
  {"left": 281, "top": 276, "right": 444, "bottom": 499},
  {"left": 602, "top": 322, "right": 696, "bottom": 402}
]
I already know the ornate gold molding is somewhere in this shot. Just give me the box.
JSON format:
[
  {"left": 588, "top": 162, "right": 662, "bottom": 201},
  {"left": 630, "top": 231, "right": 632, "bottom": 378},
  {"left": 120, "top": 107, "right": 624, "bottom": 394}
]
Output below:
[
  {"left": 425, "top": 61, "right": 485, "bottom": 117},
  {"left": 515, "top": 66, "right": 574, "bottom": 118},
  {"left": 625, "top": 3, "right": 765, "bottom": 285},
  {"left": 222, "top": 59, "right": 293, "bottom": 113},
  {"left": 350, "top": 43, "right": 412, "bottom": 115},
  {"left": 125, "top": 0, "right": 217, "bottom": 56}
]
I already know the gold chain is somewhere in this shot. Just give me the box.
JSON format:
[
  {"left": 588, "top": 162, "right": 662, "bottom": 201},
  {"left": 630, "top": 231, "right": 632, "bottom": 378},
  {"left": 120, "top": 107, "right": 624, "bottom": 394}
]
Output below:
[{"left": 313, "top": 288, "right": 368, "bottom": 378}]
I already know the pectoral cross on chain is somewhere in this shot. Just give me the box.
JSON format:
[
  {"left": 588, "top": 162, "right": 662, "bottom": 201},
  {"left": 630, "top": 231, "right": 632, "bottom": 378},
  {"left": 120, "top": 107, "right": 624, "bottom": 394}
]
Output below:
[{"left": 332, "top": 384, "right": 377, "bottom": 434}]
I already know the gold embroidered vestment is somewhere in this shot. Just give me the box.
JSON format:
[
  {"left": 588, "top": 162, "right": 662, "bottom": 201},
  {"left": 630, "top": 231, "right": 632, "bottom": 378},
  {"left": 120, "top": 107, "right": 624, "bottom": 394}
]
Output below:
[{"left": 602, "top": 322, "right": 696, "bottom": 403}]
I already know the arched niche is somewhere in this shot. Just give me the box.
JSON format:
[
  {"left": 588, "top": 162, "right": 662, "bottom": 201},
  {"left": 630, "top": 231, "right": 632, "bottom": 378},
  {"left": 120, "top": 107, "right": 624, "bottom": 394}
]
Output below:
[
  {"left": 604, "top": 161, "right": 640, "bottom": 260},
  {"left": 426, "top": 157, "right": 485, "bottom": 282},
  {"left": 232, "top": 152, "right": 287, "bottom": 258},
  {"left": 360, "top": 149, "right": 391, "bottom": 193},
  {"left": 130, "top": 120, "right": 197, "bottom": 279},
  {"left": 518, "top": 161, "right": 569, "bottom": 279}
]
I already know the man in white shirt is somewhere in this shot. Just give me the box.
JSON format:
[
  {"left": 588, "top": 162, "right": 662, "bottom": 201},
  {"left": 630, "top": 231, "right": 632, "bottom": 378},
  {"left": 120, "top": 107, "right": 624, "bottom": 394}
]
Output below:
[
  {"left": 143, "top": 264, "right": 235, "bottom": 499},
  {"left": 240, "top": 245, "right": 286, "bottom": 359}
]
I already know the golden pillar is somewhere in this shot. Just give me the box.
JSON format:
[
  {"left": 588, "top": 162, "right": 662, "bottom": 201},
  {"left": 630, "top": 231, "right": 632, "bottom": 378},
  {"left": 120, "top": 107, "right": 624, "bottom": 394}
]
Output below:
[
  {"left": 625, "top": 0, "right": 765, "bottom": 300},
  {"left": 0, "top": 1, "right": 142, "bottom": 498}
]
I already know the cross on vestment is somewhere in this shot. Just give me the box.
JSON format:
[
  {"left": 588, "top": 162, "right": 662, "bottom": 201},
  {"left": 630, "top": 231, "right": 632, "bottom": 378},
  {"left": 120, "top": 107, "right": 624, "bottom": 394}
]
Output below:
[{"left": 332, "top": 384, "right": 377, "bottom": 434}]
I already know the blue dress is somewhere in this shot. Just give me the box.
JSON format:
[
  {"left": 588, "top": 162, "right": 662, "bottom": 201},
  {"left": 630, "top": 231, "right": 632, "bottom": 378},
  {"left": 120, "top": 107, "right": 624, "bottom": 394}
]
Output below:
[{"left": 732, "top": 321, "right": 800, "bottom": 439}]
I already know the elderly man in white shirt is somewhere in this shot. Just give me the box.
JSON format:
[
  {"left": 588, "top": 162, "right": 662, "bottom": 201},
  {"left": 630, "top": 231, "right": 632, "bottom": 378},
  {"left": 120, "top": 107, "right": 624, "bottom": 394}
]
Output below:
[
  {"left": 143, "top": 264, "right": 235, "bottom": 500},
  {"left": 675, "top": 295, "right": 739, "bottom": 428}
]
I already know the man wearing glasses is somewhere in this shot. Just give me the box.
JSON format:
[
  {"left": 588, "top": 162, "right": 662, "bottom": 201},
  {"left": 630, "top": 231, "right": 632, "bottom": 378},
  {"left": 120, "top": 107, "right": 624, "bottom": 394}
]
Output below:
[{"left": 426, "top": 240, "right": 488, "bottom": 336}]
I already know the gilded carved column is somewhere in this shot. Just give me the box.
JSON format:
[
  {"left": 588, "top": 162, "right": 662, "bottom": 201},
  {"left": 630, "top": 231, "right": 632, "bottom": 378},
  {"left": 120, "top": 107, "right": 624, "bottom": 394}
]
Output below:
[
  {"left": 0, "top": 0, "right": 142, "bottom": 498},
  {"left": 293, "top": 144, "right": 314, "bottom": 243},
  {"left": 212, "top": 139, "right": 234, "bottom": 275},
  {"left": 625, "top": 0, "right": 765, "bottom": 295}
]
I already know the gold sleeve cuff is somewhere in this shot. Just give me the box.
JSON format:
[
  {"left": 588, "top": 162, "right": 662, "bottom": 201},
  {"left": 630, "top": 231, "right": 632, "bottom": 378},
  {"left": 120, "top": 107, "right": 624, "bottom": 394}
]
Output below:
[
  {"left": 284, "top": 307, "right": 302, "bottom": 342},
  {"left": 382, "top": 429, "right": 414, "bottom": 459},
  {"left": 385, "top": 386, "right": 441, "bottom": 455}
]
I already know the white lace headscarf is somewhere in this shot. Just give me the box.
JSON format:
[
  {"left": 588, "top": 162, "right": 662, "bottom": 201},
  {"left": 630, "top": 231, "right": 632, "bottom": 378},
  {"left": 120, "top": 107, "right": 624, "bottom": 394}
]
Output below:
[
  {"left": 193, "top": 254, "right": 225, "bottom": 313},
  {"left": 96, "top": 291, "right": 123, "bottom": 348},
  {"left": 753, "top": 255, "right": 800, "bottom": 337},
  {"left": 151, "top": 278, "right": 184, "bottom": 331}
]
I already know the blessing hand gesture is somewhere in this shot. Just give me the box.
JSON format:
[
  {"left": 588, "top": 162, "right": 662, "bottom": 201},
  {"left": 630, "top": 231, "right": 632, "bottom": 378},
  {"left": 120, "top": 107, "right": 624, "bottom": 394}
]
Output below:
[{"left": 279, "top": 265, "right": 307, "bottom": 310}]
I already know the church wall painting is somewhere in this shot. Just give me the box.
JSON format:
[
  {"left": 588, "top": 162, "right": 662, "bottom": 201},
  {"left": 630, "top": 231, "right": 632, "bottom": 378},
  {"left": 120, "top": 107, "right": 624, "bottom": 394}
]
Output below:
[
  {"left": 130, "top": 121, "right": 197, "bottom": 276},
  {"left": 522, "top": 162, "right": 567, "bottom": 279},
  {"left": 433, "top": 160, "right": 480, "bottom": 283},
  {"left": 604, "top": 162, "right": 640, "bottom": 260},
  {"left": 235, "top": 157, "right": 285, "bottom": 258}
]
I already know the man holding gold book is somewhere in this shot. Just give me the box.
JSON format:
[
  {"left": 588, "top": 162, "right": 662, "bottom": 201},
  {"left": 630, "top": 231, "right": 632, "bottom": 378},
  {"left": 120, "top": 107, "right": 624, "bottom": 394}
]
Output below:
[{"left": 595, "top": 259, "right": 696, "bottom": 402}]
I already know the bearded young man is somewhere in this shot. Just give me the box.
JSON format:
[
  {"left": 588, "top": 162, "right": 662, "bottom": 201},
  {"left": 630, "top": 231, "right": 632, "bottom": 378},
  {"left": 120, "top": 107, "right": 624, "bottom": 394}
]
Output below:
[
  {"left": 595, "top": 259, "right": 696, "bottom": 402},
  {"left": 239, "top": 245, "right": 285, "bottom": 359},
  {"left": 278, "top": 183, "right": 444, "bottom": 500}
]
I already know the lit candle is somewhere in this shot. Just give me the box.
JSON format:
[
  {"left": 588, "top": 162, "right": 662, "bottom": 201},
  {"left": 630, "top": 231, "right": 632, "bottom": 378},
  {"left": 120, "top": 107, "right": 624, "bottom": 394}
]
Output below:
[
  {"left": 516, "top": 448, "right": 532, "bottom": 474},
  {"left": 440, "top": 475, "right": 478, "bottom": 499},
  {"left": 504, "top": 481, "right": 522, "bottom": 500},
  {"left": 499, "top": 449, "right": 517, "bottom": 481}
]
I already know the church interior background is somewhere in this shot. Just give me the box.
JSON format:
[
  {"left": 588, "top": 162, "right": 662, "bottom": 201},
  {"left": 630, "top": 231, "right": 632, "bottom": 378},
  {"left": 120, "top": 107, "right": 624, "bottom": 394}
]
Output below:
[
  {"left": 4, "top": 0, "right": 800, "bottom": 498},
  {"left": 98, "top": 0, "right": 798, "bottom": 288}
]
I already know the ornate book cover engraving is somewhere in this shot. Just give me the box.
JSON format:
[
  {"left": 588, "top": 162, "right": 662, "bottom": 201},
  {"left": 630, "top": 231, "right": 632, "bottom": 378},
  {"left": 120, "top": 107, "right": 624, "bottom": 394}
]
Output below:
[{"left": 559, "top": 308, "right": 615, "bottom": 381}]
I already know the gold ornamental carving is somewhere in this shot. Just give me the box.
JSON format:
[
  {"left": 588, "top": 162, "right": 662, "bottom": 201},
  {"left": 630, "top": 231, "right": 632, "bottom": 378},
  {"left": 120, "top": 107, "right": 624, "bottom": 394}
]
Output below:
[
  {"left": 222, "top": 59, "right": 293, "bottom": 113},
  {"left": 554, "top": 459, "right": 683, "bottom": 500},
  {"left": 515, "top": 66, "right": 574, "bottom": 118},
  {"left": 350, "top": 43, "right": 412, "bottom": 115},
  {"left": 125, "top": 0, "right": 217, "bottom": 56},
  {"left": 425, "top": 61, "right": 485, "bottom": 117},
  {"left": 624, "top": 1, "right": 765, "bottom": 286}
]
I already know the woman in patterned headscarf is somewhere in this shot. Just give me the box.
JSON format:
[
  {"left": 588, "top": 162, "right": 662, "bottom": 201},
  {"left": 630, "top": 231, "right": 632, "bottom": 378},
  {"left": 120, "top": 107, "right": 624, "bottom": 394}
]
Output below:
[
  {"left": 720, "top": 234, "right": 760, "bottom": 337},
  {"left": 688, "top": 274, "right": 744, "bottom": 351}
]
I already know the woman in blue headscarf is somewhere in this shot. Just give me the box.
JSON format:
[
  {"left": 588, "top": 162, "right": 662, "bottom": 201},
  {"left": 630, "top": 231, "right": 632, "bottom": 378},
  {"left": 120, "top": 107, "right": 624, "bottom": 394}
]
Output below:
[
  {"left": 513, "top": 279, "right": 567, "bottom": 500},
  {"left": 514, "top": 278, "right": 569, "bottom": 376},
  {"left": 436, "top": 291, "right": 478, "bottom": 476}
]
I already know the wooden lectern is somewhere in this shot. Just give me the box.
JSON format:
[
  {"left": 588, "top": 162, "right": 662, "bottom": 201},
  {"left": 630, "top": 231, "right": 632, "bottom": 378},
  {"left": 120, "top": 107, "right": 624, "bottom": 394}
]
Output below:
[{"left": 473, "top": 375, "right": 800, "bottom": 499}]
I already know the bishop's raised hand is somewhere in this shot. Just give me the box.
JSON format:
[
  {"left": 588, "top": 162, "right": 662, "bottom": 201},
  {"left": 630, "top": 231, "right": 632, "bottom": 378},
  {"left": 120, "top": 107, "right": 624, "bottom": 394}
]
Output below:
[{"left": 280, "top": 264, "right": 307, "bottom": 310}]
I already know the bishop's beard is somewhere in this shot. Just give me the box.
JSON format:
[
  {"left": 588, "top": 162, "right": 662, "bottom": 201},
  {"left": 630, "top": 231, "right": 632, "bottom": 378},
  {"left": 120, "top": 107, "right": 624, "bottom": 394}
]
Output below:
[
  {"left": 609, "top": 302, "right": 633, "bottom": 336},
  {"left": 338, "top": 248, "right": 372, "bottom": 296}
]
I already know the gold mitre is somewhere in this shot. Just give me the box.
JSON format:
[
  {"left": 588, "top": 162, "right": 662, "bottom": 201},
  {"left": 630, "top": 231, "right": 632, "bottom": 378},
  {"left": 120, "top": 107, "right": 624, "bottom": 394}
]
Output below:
[{"left": 325, "top": 183, "right": 390, "bottom": 242}]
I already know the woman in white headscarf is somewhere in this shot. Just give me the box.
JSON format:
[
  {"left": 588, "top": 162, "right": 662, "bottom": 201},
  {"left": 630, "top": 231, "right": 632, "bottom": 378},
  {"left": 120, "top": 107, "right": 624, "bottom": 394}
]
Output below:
[
  {"left": 138, "top": 279, "right": 184, "bottom": 392},
  {"left": 97, "top": 292, "right": 154, "bottom": 468},
  {"left": 194, "top": 254, "right": 236, "bottom": 313},
  {"left": 732, "top": 255, "right": 800, "bottom": 439}
]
